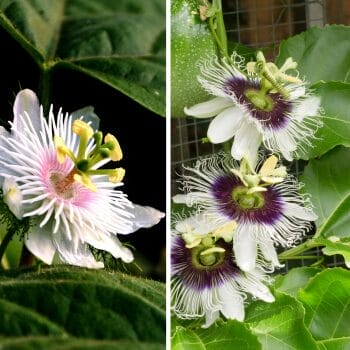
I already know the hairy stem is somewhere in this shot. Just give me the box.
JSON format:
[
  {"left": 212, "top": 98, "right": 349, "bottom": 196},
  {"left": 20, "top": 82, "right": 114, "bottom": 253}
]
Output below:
[{"left": 0, "top": 227, "right": 16, "bottom": 267}]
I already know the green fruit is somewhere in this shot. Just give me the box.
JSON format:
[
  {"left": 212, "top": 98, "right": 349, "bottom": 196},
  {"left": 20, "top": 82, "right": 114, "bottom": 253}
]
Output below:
[{"left": 171, "top": 0, "right": 217, "bottom": 118}]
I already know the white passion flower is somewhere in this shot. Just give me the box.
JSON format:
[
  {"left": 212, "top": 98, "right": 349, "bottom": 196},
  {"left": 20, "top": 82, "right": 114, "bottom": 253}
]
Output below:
[
  {"left": 0, "top": 89, "right": 164, "bottom": 268},
  {"left": 185, "top": 51, "right": 322, "bottom": 164},
  {"left": 171, "top": 214, "right": 274, "bottom": 328},
  {"left": 173, "top": 153, "right": 317, "bottom": 272}
]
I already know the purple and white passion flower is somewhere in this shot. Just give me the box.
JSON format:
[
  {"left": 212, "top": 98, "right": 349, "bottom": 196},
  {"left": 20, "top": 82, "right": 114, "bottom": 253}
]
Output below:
[
  {"left": 185, "top": 52, "right": 321, "bottom": 164},
  {"left": 171, "top": 214, "right": 274, "bottom": 328},
  {"left": 0, "top": 89, "right": 164, "bottom": 268},
  {"left": 173, "top": 153, "right": 317, "bottom": 271}
]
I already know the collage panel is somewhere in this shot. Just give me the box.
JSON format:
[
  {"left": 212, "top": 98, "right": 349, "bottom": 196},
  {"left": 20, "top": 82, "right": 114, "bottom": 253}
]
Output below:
[
  {"left": 0, "top": 1, "right": 166, "bottom": 349},
  {"left": 171, "top": 0, "right": 350, "bottom": 349}
]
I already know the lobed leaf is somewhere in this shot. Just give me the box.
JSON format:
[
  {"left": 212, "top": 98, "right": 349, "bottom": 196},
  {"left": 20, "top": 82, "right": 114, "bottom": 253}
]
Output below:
[
  {"left": 301, "top": 146, "right": 350, "bottom": 238},
  {"left": 276, "top": 25, "right": 350, "bottom": 84},
  {"left": 298, "top": 268, "right": 350, "bottom": 341},
  {"left": 298, "top": 81, "right": 350, "bottom": 160},
  {"left": 274, "top": 267, "right": 321, "bottom": 298},
  {"left": 245, "top": 292, "right": 318, "bottom": 350},
  {"left": 171, "top": 320, "right": 261, "bottom": 350}
]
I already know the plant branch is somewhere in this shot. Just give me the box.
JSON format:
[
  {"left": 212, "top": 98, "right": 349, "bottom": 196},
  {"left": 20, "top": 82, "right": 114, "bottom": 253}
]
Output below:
[{"left": 278, "top": 238, "right": 325, "bottom": 259}]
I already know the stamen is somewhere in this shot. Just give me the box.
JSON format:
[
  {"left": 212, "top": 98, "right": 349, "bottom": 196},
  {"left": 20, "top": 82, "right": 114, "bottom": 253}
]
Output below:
[
  {"left": 72, "top": 120, "right": 94, "bottom": 161},
  {"left": 104, "top": 133, "right": 123, "bottom": 161}
]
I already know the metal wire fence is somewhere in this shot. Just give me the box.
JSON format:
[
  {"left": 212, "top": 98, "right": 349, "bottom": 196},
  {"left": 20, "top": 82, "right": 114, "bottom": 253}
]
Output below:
[{"left": 171, "top": 0, "right": 350, "bottom": 270}]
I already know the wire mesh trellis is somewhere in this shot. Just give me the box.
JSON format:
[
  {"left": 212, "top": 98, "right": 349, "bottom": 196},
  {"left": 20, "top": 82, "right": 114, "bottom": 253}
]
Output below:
[{"left": 171, "top": 0, "right": 350, "bottom": 270}]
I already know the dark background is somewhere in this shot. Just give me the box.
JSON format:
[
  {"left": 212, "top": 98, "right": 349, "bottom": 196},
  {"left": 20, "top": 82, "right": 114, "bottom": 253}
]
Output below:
[{"left": 0, "top": 27, "right": 166, "bottom": 281}]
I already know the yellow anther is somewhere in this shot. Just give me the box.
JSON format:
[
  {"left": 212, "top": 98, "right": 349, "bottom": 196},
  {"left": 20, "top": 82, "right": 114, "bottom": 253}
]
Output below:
[
  {"left": 104, "top": 133, "right": 123, "bottom": 161},
  {"left": 259, "top": 155, "right": 279, "bottom": 177},
  {"left": 72, "top": 120, "right": 94, "bottom": 139},
  {"left": 212, "top": 221, "right": 236, "bottom": 243},
  {"left": 183, "top": 234, "right": 202, "bottom": 249},
  {"left": 54, "top": 136, "right": 69, "bottom": 164},
  {"left": 73, "top": 173, "right": 97, "bottom": 192},
  {"left": 108, "top": 168, "right": 125, "bottom": 183}
]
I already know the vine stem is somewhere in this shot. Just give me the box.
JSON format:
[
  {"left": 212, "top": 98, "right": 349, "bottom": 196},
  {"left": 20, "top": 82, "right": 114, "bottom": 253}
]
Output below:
[
  {"left": 0, "top": 227, "right": 16, "bottom": 266},
  {"left": 207, "top": 0, "right": 231, "bottom": 62},
  {"left": 278, "top": 238, "right": 324, "bottom": 259},
  {"left": 207, "top": 0, "right": 247, "bottom": 75}
]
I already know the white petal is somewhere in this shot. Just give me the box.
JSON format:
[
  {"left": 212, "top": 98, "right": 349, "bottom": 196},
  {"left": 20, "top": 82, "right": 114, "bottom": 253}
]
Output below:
[
  {"left": 25, "top": 221, "right": 56, "bottom": 265},
  {"left": 283, "top": 202, "right": 318, "bottom": 221},
  {"left": 0, "top": 126, "right": 10, "bottom": 137},
  {"left": 2, "top": 177, "right": 23, "bottom": 219},
  {"left": 207, "top": 107, "right": 243, "bottom": 143},
  {"left": 53, "top": 232, "right": 104, "bottom": 269},
  {"left": 202, "top": 309, "right": 220, "bottom": 329},
  {"left": 172, "top": 194, "right": 187, "bottom": 204},
  {"left": 245, "top": 135, "right": 263, "bottom": 169},
  {"left": 233, "top": 229, "right": 257, "bottom": 271},
  {"left": 231, "top": 122, "right": 262, "bottom": 163},
  {"left": 184, "top": 97, "right": 233, "bottom": 118},
  {"left": 0, "top": 127, "right": 13, "bottom": 172},
  {"left": 13, "top": 89, "right": 41, "bottom": 133},
  {"left": 293, "top": 95, "right": 321, "bottom": 120},
  {"left": 272, "top": 130, "right": 296, "bottom": 161},
  {"left": 172, "top": 193, "right": 204, "bottom": 206},
  {"left": 244, "top": 274, "right": 275, "bottom": 302},
  {"left": 121, "top": 204, "right": 165, "bottom": 234},
  {"left": 84, "top": 230, "right": 134, "bottom": 263},
  {"left": 219, "top": 285, "right": 244, "bottom": 321},
  {"left": 175, "top": 213, "right": 223, "bottom": 235},
  {"left": 258, "top": 238, "right": 283, "bottom": 268}
]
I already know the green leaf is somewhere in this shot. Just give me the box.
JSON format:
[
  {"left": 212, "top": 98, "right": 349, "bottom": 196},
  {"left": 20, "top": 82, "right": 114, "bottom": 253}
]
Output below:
[
  {"left": 0, "top": 337, "right": 164, "bottom": 350},
  {"left": 0, "top": 0, "right": 165, "bottom": 116},
  {"left": 274, "top": 267, "right": 321, "bottom": 298},
  {"left": 0, "top": 266, "right": 165, "bottom": 343},
  {"left": 298, "top": 267, "right": 350, "bottom": 341},
  {"left": 171, "top": 320, "right": 261, "bottom": 350},
  {"left": 298, "top": 81, "right": 350, "bottom": 160},
  {"left": 276, "top": 25, "right": 350, "bottom": 84},
  {"left": 314, "top": 237, "right": 350, "bottom": 268},
  {"left": 245, "top": 292, "right": 318, "bottom": 350},
  {"left": 301, "top": 146, "right": 350, "bottom": 238},
  {"left": 171, "top": 0, "right": 217, "bottom": 118},
  {"left": 318, "top": 338, "right": 350, "bottom": 350}
]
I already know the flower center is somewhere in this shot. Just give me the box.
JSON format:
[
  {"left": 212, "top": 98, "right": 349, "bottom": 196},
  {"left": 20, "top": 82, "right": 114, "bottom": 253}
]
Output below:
[
  {"left": 50, "top": 171, "right": 76, "bottom": 199},
  {"left": 191, "top": 244, "right": 226, "bottom": 269},
  {"left": 244, "top": 89, "right": 274, "bottom": 111},
  {"left": 225, "top": 77, "right": 292, "bottom": 130},
  {"left": 232, "top": 186, "right": 265, "bottom": 210}
]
